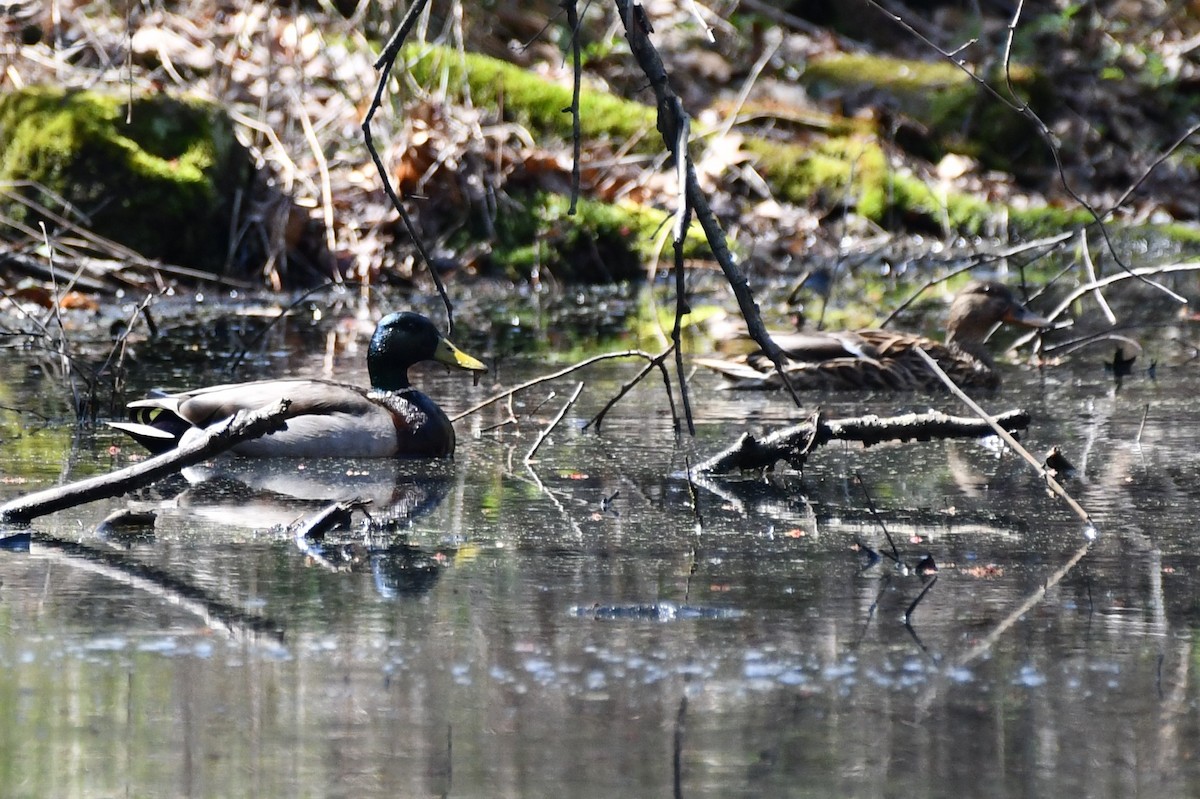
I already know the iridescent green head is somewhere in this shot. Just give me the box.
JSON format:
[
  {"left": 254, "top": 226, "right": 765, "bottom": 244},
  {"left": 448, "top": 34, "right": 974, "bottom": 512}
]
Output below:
[{"left": 368, "top": 312, "right": 487, "bottom": 391}]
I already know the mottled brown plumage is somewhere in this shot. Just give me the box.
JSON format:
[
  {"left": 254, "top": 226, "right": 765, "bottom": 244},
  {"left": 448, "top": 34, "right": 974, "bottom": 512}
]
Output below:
[{"left": 696, "top": 282, "right": 1049, "bottom": 391}]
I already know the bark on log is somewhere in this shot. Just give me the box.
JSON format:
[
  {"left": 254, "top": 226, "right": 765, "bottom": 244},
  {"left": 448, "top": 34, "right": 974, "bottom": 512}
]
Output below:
[{"left": 695, "top": 408, "right": 1031, "bottom": 475}]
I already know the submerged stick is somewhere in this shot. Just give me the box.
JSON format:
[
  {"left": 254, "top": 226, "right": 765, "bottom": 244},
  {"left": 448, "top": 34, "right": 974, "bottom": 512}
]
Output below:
[
  {"left": 695, "top": 408, "right": 1030, "bottom": 474},
  {"left": 0, "top": 400, "right": 292, "bottom": 524}
]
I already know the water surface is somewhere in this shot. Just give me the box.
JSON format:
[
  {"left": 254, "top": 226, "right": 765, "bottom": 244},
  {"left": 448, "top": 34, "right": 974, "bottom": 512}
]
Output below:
[{"left": 0, "top": 312, "right": 1196, "bottom": 798}]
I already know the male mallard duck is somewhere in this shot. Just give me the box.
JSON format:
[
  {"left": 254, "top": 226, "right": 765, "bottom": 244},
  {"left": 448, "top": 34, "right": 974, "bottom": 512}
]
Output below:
[
  {"left": 111, "top": 312, "right": 487, "bottom": 458},
  {"left": 696, "top": 281, "right": 1049, "bottom": 391}
]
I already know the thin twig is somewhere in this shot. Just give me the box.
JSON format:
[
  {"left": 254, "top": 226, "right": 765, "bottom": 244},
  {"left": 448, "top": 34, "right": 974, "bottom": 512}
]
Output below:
[
  {"left": 295, "top": 92, "right": 339, "bottom": 275},
  {"left": 97, "top": 291, "right": 155, "bottom": 407},
  {"left": 362, "top": 0, "right": 455, "bottom": 332},
  {"left": 876, "top": 232, "right": 1077, "bottom": 327},
  {"left": 614, "top": 0, "right": 802, "bottom": 407},
  {"left": 526, "top": 381, "right": 584, "bottom": 462},
  {"left": 1079, "top": 231, "right": 1116, "bottom": 325},
  {"left": 868, "top": 0, "right": 1186, "bottom": 305},
  {"left": 563, "top": 0, "right": 582, "bottom": 213},
  {"left": 1009, "top": 261, "right": 1200, "bottom": 351},
  {"left": 226, "top": 280, "right": 381, "bottom": 376},
  {"left": 452, "top": 349, "right": 667, "bottom": 422},
  {"left": 585, "top": 344, "right": 677, "bottom": 432},
  {"left": 911, "top": 348, "right": 1093, "bottom": 527},
  {"left": 481, "top": 394, "right": 519, "bottom": 433},
  {"left": 39, "top": 223, "right": 72, "bottom": 390},
  {"left": 671, "top": 115, "right": 696, "bottom": 436}
]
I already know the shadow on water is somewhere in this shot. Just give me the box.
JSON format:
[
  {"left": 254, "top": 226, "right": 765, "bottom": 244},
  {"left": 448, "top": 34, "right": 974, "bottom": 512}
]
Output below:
[{"left": 2, "top": 331, "right": 1200, "bottom": 797}]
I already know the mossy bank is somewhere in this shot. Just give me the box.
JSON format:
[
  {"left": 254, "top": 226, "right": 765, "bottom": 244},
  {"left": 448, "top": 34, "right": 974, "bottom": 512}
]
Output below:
[{"left": 0, "top": 87, "right": 252, "bottom": 272}]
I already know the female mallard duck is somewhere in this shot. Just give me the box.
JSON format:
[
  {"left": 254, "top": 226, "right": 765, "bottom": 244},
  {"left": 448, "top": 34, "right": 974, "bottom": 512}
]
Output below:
[
  {"left": 111, "top": 312, "right": 487, "bottom": 458},
  {"left": 697, "top": 281, "right": 1049, "bottom": 391}
]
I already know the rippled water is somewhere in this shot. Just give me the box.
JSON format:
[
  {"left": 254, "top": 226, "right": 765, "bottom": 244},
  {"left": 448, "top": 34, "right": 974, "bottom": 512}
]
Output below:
[{"left": 0, "top": 308, "right": 1197, "bottom": 798}]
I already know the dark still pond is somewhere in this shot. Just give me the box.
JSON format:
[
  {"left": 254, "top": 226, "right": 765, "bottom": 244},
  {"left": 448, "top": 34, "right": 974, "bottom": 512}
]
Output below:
[{"left": 0, "top": 311, "right": 1196, "bottom": 798}]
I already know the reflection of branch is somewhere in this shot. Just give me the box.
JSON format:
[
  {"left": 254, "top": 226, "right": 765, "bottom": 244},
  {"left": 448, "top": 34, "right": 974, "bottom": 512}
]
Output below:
[
  {"left": 912, "top": 348, "right": 1093, "bottom": 526},
  {"left": 673, "top": 693, "right": 688, "bottom": 799},
  {"left": 0, "top": 400, "right": 292, "bottom": 523},
  {"left": 956, "top": 541, "right": 1089, "bottom": 671},
  {"left": 523, "top": 464, "right": 584, "bottom": 538},
  {"left": 912, "top": 525, "right": 1092, "bottom": 720},
  {"left": 30, "top": 532, "right": 285, "bottom": 643},
  {"left": 695, "top": 408, "right": 1030, "bottom": 475},
  {"left": 226, "top": 280, "right": 383, "bottom": 376}
]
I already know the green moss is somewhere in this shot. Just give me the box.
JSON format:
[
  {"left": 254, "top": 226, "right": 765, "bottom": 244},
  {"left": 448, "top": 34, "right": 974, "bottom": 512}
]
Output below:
[
  {"left": 926, "top": 72, "right": 1056, "bottom": 175},
  {"left": 1148, "top": 222, "right": 1200, "bottom": 245},
  {"left": 0, "top": 87, "right": 250, "bottom": 271},
  {"left": 403, "top": 44, "right": 660, "bottom": 149},
  {"left": 804, "top": 53, "right": 1053, "bottom": 175},
  {"left": 805, "top": 53, "right": 969, "bottom": 99},
  {"left": 1007, "top": 205, "right": 1108, "bottom": 238},
  {"left": 401, "top": 45, "right": 1116, "bottom": 257},
  {"left": 743, "top": 137, "right": 852, "bottom": 206},
  {"left": 745, "top": 128, "right": 1094, "bottom": 237},
  {"left": 482, "top": 191, "right": 710, "bottom": 282}
]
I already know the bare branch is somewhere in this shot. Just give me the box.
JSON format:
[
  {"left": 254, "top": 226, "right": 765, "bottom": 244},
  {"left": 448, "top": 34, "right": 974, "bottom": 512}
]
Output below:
[
  {"left": 563, "top": 0, "right": 583, "bottom": 213},
  {"left": 452, "top": 349, "right": 674, "bottom": 422},
  {"left": 362, "top": 0, "right": 456, "bottom": 332},
  {"left": 0, "top": 400, "right": 292, "bottom": 524},
  {"left": 585, "top": 344, "right": 678, "bottom": 432},
  {"left": 614, "top": 0, "right": 803, "bottom": 407},
  {"left": 911, "top": 347, "right": 1093, "bottom": 527},
  {"left": 866, "top": 0, "right": 1186, "bottom": 305},
  {"left": 695, "top": 408, "right": 1031, "bottom": 475},
  {"left": 526, "top": 381, "right": 584, "bottom": 462}
]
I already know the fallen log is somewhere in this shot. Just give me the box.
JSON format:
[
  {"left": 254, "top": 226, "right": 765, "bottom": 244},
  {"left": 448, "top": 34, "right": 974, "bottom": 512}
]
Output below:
[
  {"left": 695, "top": 408, "right": 1031, "bottom": 475},
  {"left": 0, "top": 400, "right": 292, "bottom": 524}
]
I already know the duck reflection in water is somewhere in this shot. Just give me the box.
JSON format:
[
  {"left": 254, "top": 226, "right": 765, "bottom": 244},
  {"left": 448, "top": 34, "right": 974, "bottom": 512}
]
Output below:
[
  {"left": 141, "top": 459, "right": 458, "bottom": 599},
  {"left": 161, "top": 457, "right": 453, "bottom": 529}
]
